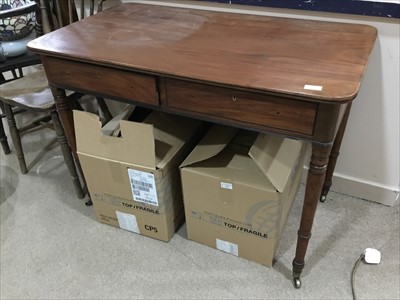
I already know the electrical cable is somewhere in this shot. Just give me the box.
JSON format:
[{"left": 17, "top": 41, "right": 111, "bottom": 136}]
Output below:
[{"left": 351, "top": 254, "right": 365, "bottom": 300}]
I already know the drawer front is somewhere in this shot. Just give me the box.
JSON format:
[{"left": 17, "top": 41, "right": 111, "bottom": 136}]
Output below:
[
  {"left": 165, "top": 79, "right": 317, "bottom": 135},
  {"left": 43, "top": 57, "right": 158, "bottom": 106}
]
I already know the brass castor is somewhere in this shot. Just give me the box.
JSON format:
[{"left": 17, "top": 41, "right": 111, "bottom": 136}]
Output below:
[
  {"left": 320, "top": 194, "right": 327, "bottom": 203},
  {"left": 292, "top": 272, "right": 302, "bottom": 289},
  {"left": 85, "top": 199, "right": 93, "bottom": 206},
  {"left": 293, "top": 278, "right": 301, "bottom": 289}
]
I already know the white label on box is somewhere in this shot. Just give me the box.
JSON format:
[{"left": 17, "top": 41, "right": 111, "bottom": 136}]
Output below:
[
  {"left": 304, "top": 84, "right": 323, "bottom": 91},
  {"left": 116, "top": 211, "right": 140, "bottom": 234},
  {"left": 216, "top": 238, "right": 239, "bottom": 256},
  {"left": 220, "top": 182, "right": 233, "bottom": 190},
  {"left": 128, "top": 169, "right": 158, "bottom": 206}
]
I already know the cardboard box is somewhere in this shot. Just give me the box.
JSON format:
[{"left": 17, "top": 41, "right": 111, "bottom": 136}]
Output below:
[
  {"left": 180, "top": 125, "right": 306, "bottom": 266},
  {"left": 74, "top": 108, "right": 204, "bottom": 242}
]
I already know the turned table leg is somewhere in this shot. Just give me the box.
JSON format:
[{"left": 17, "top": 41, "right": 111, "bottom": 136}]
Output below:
[
  {"left": 320, "top": 103, "right": 352, "bottom": 202},
  {"left": 292, "top": 143, "right": 332, "bottom": 288},
  {"left": 51, "top": 87, "right": 89, "bottom": 202},
  {"left": 50, "top": 108, "right": 84, "bottom": 199},
  {"left": 51, "top": 88, "right": 77, "bottom": 154}
]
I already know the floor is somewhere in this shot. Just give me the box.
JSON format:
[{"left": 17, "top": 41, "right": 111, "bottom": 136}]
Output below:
[{"left": 0, "top": 110, "right": 399, "bottom": 300}]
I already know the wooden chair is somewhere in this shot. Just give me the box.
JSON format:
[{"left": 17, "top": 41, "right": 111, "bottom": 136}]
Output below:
[
  {"left": 1, "top": 69, "right": 85, "bottom": 198},
  {"left": 1, "top": 1, "right": 41, "bottom": 155},
  {"left": 0, "top": 50, "right": 42, "bottom": 154},
  {"left": 0, "top": 0, "right": 111, "bottom": 199}
]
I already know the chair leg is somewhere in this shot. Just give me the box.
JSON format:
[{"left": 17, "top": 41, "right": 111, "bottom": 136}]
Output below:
[
  {"left": 3, "top": 103, "right": 28, "bottom": 173},
  {"left": 50, "top": 108, "right": 85, "bottom": 199},
  {"left": 0, "top": 101, "right": 11, "bottom": 155},
  {"left": 0, "top": 116, "right": 11, "bottom": 155},
  {"left": 96, "top": 97, "right": 113, "bottom": 123},
  {"left": 71, "top": 98, "right": 84, "bottom": 111}
]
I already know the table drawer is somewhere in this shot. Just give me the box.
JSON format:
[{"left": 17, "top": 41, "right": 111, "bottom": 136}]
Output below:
[
  {"left": 43, "top": 57, "right": 158, "bottom": 106},
  {"left": 165, "top": 79, "right": 317, "bottom": 135}
]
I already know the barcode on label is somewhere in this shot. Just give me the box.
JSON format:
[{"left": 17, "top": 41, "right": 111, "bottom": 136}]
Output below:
[
  {"left": 134, "top": 197, "right": 157, "bottom": 205},
  {"left": 131, "top": 179, "right": 153, "bottom": 193},
  {"left": 127, "top": 169, "right": 159, "bottom": 206}
]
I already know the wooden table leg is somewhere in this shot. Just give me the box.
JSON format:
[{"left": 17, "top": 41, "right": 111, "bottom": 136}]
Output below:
[
  {"left": 292, "top": 143, "right": 332, "bottom": 288},
  {"left": 51, "top": 87, "right": 91, "bottom": 203},
  {"left": 50, "top": 108, "right": 84, "bottom": 199},
  {"left": 320, "top": 103, "right": 352, "bottom": 202},
  {"left": 51, "top": 87, "right": 77, "bottom": 154}
]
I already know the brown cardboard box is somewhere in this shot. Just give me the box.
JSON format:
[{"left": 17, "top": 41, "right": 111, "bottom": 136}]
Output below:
[
  {"left": 74, "top": 108, "right": 204, "bottom": 242},
  {"left": 180, "top": 125, "right": 306, "bottom": 266}
]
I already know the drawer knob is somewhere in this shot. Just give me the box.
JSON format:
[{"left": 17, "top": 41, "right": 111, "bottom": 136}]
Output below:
[
  {"left": 97, "top": 72, "right": 102, "bottom": 78},
  {"left": 232, "top": 96, "right": 237, "bottom": 101}
]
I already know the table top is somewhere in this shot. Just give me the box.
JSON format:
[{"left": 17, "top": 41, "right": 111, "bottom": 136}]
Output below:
[{"left": 27, "top": 3, "right": 377, "bottom": 102}]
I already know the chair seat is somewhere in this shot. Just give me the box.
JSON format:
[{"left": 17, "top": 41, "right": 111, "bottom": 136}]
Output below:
[{"left": 0, "top": 68, "right": 55, "bottom": 111}]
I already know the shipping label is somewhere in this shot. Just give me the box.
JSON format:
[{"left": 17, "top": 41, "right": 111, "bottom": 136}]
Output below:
[{"left": 128, "top": 169, "right": 159, "bottom": 206}]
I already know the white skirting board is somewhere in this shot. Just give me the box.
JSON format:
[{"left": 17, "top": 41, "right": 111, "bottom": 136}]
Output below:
[{"left": 301, "top": 169, "right": 400, "bottom": 207}]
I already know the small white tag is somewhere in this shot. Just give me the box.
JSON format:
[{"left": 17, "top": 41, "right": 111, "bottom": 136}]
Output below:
[
  {"left": 128, "top": 169, "right": 158, "bottom": 206},
  {"left": 216, "top": 238, "right": 238, "bottom": 256},
  {"left": 220, "top": 182, "right": 233, "bottom": 190},
  {"left": 116, "top": 211, "right": 140, "bottom": 233},
  {"left": 304, "top": 84, "right": 323, "bottom": 91}
]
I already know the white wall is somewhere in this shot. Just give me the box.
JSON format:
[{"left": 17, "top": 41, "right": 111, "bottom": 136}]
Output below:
[{"left": 117, "top": 0, "right": 399, "bottom": 206}]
